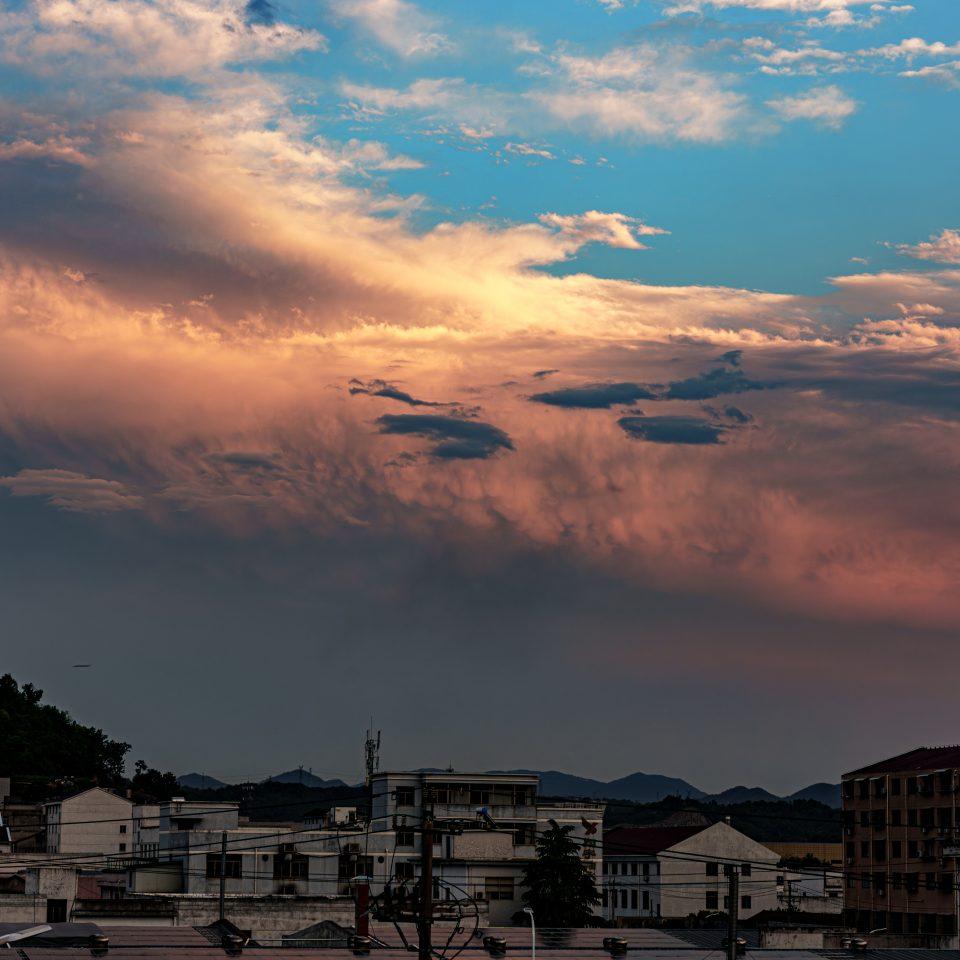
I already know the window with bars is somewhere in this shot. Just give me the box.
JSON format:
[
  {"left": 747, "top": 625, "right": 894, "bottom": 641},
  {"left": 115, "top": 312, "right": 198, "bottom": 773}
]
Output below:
[
  {"left": 484, "top": 877, "right": 515, "bottom": 901},
  {"left": 206, "top": 853, "right": 242, "bottom": 878}
]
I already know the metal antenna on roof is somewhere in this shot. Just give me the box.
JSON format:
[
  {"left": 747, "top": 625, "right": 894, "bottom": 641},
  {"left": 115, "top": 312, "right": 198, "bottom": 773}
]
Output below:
[{"left": 364, "top": 722, "right": 381, "bottom": 785}]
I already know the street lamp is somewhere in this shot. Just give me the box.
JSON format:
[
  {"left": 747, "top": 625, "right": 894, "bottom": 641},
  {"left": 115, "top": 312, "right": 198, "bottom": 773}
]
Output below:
[{"left": 523, "top": 907, "right": 536, "bottom": 960}]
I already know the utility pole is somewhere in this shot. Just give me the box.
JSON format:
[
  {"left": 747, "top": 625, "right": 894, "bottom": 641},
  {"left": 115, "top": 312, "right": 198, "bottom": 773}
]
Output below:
[
  {"left": 726, "top": 868, "right": 739, "bottom": 960},
  {"left": 418, "top": 818, "right": 434, "bottom": 960},
  {"left": 218, "top": 831, "right": 228, "bottom": 922},
  {"left": 356, "top": 878, "right": 370, "bottom": 939}
]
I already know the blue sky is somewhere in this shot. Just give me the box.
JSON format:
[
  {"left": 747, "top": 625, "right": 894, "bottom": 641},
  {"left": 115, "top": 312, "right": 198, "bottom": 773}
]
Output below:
[{"left": 247, "top": 0, "right": 960, "bottom": 294}]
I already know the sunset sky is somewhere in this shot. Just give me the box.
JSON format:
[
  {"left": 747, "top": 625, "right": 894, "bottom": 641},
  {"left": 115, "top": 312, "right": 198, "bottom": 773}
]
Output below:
[{"left": 1, "top": 0, "right": 958, "bottom": 792}]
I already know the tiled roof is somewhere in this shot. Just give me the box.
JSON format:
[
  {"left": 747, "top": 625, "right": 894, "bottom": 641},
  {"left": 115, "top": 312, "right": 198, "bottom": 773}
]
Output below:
[
  {"left": 603, "top": 825, "right": 708, "bottom": 856},
  {"left": 843, "top": 747, "right": 960, "bottom": 777}
]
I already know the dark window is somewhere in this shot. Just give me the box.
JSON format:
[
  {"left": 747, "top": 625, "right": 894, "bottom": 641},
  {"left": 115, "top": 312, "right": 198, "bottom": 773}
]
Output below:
[
  {"left": 741, "top": 896, "right": 752, "bottom": 909},
  {"left": 118, "top": 842, "right": 126, "bottom": 852},
  {"left": 873, "top": 840, "right": 886, "bottom": 861},
  {"left": 891, "top": 778, "right": 902, "bottom": 796},
  {"left": 631, "top": 863, "right": 638, "bottom": 876},
  {"left": 120, "top": 825, "right": 127, "bottom": 834},
  {"left": 274, "top": 851, "right": 309, "bottom": 880},
  {"left": 485, "top": 877, "right": 514, "bottom": 901},
  {"left": 631, "top": 890, "right": 638, "bottom": 909},
  {"left": 908, "top": 840, "right": 919, "bottom": 857},
  {"left": 891, "top": 809, "right": 902, "bottom": 827},
  {"left": 46, "top": 900, "right": 67, "bottom": 923},
  {"left": 938, "top": 807, "right": 952, "bottom": 828},
  {"left": 706, "top": 862, "right": 719, "bottom": 876},
  {"left": 741, "top": 863, "right": 752, "bottom": 877},
  {"left": 705, "top": 891, "right": 719, "bottom": 910},
  {"left": 907, "top": 777, "right": 918, "bottom": 796},
  {"left": 891, "top": 841, "right": 902, "bottom": 858},
  {"left": 846, "top": 842, "right": 855, "bottom": 859},
  {"left": 620, "top": 890, "right": 627, "bottom": 908},
  {"left": 206, "top": 853, "right": 242, "bottom": 878},
  {"left": 926, "top": 872, "right": 937, "bottom": 890},
  {"left": 871, "top": 809, "right": 885, "bottom": 829},
  {"left": 470, "top": 786, "right": 492, "bottom": 805},
  {"left": 602, "top": 890, "right": 608, "bottom": 908},
  {"left": 395, "top": 861, "right": 414, "bottom": 881},
  {"left": 860, "top": 811, "right": 870, "bottom": 827},
  {"left": 858, "top": 780, "right": 870, "bottom": 799},
  {"left": 908, "top": 809, "right": 918, "bottom": 827},
  {"left": 642, "top": 890, "right": 650, "bottom": 909},
  {"left": 395, "top": 787, "right": 415, "bottom": 806},
  {"left": 892, "top": 872, "right": 902, "bottom": 889},
  {"left": 396, "top": 829, "right": 415, "bottom": 847},
  {"left": 860, "top": 841, "right": 870, "bottom": 857}
]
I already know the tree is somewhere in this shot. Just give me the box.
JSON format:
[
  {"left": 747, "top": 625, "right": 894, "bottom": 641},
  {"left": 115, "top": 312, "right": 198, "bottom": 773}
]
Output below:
[
  {"left": 521, "top": 822, "right": 601, "bottom": 927},
  {"left": 131, "top": 760, "right": 180, "bottom": 801},
  {"left": 0, "top": 674, "right": 130, "bottom": 785}
]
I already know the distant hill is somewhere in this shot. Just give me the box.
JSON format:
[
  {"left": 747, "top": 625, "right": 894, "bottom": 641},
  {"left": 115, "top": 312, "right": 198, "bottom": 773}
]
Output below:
[
  {"left": 269, "top": 768, "right": 348, "bottom": 788},
  {"left": 499, "top": 769, "right": 704, "bottom": 803},
  {"left": 707, "top": 786, "right": 780, "bottom": 804},
  {"left": 178, "top": 773, "right": 228, "bottom": 790},
  {"left": 786, "top": 782, "right": 841, "bottom": 807},
  {"left": 496, "top": 769, "right": 840, "bottom": 808}
]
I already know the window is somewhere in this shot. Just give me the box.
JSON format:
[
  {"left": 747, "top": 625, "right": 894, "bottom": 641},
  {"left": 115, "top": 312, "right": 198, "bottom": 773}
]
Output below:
[
  {"left": 631, "top": 890, "right": 638, "bottom": 909},
  {"left": 891, "top": 809, "right": 902, "bottom": 827},
  {"left": 741, "top": 863, "right": 751, "bottom": 877},
  {"left": 470, "top": 786, "right": 492, "bottom": 806},
  {"left": 860, "top": 811, "right": 870, "bottom": 827},
  {"left": 602, "top": 863, "right": 608, "bottom": 875},
  {"left": 705, "top": 891, "right": 719, "bottom": 910},
  {"left": 485, "top": 877, "right": 514, "bottom": 901},
  {"left": 907, "top": 777, "right": 918, "bottom": 796},
  {"left": 120, "top": 825, "right": 127, "bottom": 834},
  {"left": 891, "top": 841, "right": 902, "bottom": 858},
  {"left": 741, "top": 896, "right": 752, "bottom": 909},
  {"left": 642, "top": 862, "right": 650, "bottom": 877},
  {"left": 861, "top": 841, "right": 870, "bottom": 857},
  {"left": 602, "top": 890, "right": 608, "bottom": 908},
  {"left": 873, "top": 840, "right": 886, "bottom": 861},
  {"left": 118, "top": 842, "right": 126, "bottom": 852},
  {"left": 631, "top": 863, "right": 638, "bottom": 876},
  {"left": 396, "top": 829, "right": 415, "bottom": 847},
  {"left": 395, "top": 787, "right": 415, "bottom": 807},
  {"left": 858, "top": 780, "right": 869, "bottom": 799},
  {"left": 925, "top": 872, "right": 936, "bottom": 890},
  {"left": 846, "top": 843, "right": 855, "bottom": 859},
  {"left": 938, "top": 807, "right": 952, "bottom": 828},
  {"left": 908, "top": 809, "right": 917, "bottom": 827},
  {"left": 891, "top": 778, "right": 901, "bottom": 796},
  {"left": 206, "top": 853, "right": 242, "bottom": 878},
  {"left": 395, "top": 862, "right": 414, "bottom": 881},
  {"left": 274, "top": 851, "right": 309, "bottom": 880},
  {"left": 620, "top": 890, "right": 627, "bottom": 909},
  {"left": 706, "top": 862, "right": 719, "bottom": 876},
  {"left": 642, "top": 890, "right": 650, "bottom": 910}
]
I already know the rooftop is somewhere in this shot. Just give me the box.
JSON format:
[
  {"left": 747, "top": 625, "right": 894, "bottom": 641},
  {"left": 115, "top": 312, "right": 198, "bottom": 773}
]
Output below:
[
  {"left": 603, "top": 825, "right": 708, "bottom": 856},
  {"left": 843, "top": 747, "right": 960, "bottom": 778}
]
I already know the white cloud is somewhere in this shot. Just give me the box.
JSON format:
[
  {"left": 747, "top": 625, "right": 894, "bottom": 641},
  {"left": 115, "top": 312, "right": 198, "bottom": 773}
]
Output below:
[
  {"left": 539, "top": 210, "right": 668, "bottom": 249},
  {"left": 863, "top": 38, "right": 960, "bottom": 59},
  {"left": 0, "top": 0, "right": 326, "bottom": 78},
  {"left": 895, "top": 229, "right": 960, "bottom": 266},
  {"left": 767, "top": 84, "right": 857, "bottom": 129},
  {"left": 505, "top": 141, "right": 555, "bottom": 160},
  {"left": 0, "top": 134, "right": 94, "bottom": 166},
  {"left": 899, "top": 60, "right": 960, "bottom": 85},
  {"left": 328, "top": 0, "right": 450, "bottom": 56}
]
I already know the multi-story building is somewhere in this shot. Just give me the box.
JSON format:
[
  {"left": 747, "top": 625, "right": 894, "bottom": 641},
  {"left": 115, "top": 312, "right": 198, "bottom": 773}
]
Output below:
[
  {"left": 602, "top": 822, "right": 780, "bottom": 922},
  {"left": 368, "top": 771, "right": 605, "bottom": 923},
  {"left": 43, "top": 787, "right": 133, "bottom": 857},
  {"left": 133, "top": 803, "right": 160, "bottom": 861},
  {"left": 841, "top": 746, "right": 960, "bottom": 936}
]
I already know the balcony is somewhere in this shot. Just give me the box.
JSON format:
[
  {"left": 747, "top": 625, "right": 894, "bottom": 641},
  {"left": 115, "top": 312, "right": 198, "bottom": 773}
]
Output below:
[{"left": 431, "top": 803, "right": 537, "bottom": 821}]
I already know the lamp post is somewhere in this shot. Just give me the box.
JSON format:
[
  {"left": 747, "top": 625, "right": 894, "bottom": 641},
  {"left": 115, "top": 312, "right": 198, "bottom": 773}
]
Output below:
[{"left": 523, "top": 907, "right": 536, "bottom": 960}]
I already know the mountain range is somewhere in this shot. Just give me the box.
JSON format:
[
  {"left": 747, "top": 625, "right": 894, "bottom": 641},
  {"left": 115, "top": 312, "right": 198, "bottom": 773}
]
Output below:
[{"left": 178, "top": 770, "right": 840, "bottom": 807}]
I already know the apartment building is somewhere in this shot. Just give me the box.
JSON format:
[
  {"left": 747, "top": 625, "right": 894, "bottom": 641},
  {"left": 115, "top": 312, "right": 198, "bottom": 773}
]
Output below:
[
  {"left": 842, "top": 746, "right": 960, "bottom": 936},
  {"left": 602, "top": 822, "right": 780, "bottom": 922},
  {"left": 368, "top": 771, "right": 605, "bottom": 923},
  {"left": 43, "top": 787, "right": 133, "bottom": 857}
]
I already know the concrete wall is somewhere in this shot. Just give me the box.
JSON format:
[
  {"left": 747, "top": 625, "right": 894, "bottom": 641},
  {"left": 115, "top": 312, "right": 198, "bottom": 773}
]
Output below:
[
  {"left": 760, "top": 929, "right": 827, "bottom": 948},
  {"left": 47, "top": 789, "right": 133, "bottom": 856},
  {"left": 0, "top": 894, "right": 46, "bottom": 923},
  {"left": 659, "top": 822, "right": 780, "bottom": 920}
]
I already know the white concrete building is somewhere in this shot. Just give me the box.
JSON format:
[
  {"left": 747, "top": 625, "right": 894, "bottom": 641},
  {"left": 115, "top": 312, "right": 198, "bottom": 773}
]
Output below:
[
  {"left": 43, "top": 787, "right": 133, "bottom": 857},
  {"left": 133, "top": 803, "right": 160, "bottom": 861},
  {"left": 602, "top": 822, "right": 780, "bottom": 922}
]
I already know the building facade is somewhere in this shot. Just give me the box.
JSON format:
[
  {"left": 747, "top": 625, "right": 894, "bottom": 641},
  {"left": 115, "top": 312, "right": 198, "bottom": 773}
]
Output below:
[
  {"left": 602, "top": 822, "right": 780, "bottom": 923},
  {"left": 43, "top": 787, "right": 133, "bottom": 857},
  {"left": 842, "top": 746, "right": 960, "bottom": 936}
]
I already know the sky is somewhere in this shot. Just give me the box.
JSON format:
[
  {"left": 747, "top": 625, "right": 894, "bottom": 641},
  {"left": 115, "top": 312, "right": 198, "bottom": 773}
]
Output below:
[{"left": 0, "top": 0, "right": 959, "bottom": 795}]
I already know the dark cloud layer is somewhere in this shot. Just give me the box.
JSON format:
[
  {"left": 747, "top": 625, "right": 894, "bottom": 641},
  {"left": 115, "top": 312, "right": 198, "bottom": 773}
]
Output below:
[
  {"left": 530, "top": 381, "right": 656, "bottom": 409},
  {"left": 618, "top": 415, "right": 727, "bottom": 445},
  {"left": 350, "top": 379, "right": 446, "bottom": 407},
  {"left": 376, "top": 414, "right": 514, "bottom": 459},
  {"left": 663, "top": 367, "right": 772, "bottom": 401}
]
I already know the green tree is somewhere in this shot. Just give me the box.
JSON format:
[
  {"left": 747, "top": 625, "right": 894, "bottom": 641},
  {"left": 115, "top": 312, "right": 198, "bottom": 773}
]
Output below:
[
  {"left": 521, "top": 823, "right": 600, "bottom": 927},
  {"left": 0, "top": 674, "right": 130, "bottom": 785}
]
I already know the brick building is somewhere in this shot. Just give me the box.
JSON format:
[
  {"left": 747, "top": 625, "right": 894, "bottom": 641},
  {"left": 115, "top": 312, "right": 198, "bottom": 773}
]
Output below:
[{"left": 842, "top": 746, "right": 960, "bottom": 936}]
